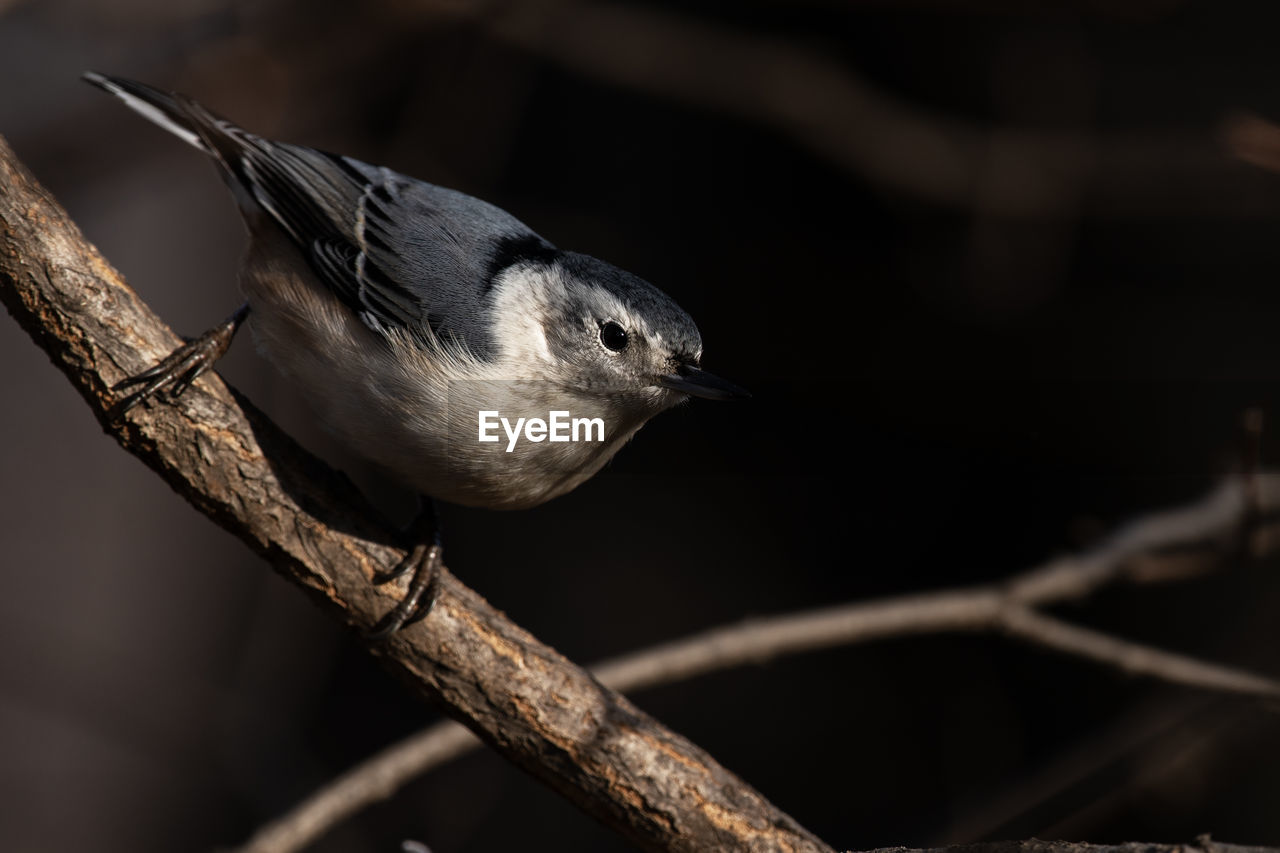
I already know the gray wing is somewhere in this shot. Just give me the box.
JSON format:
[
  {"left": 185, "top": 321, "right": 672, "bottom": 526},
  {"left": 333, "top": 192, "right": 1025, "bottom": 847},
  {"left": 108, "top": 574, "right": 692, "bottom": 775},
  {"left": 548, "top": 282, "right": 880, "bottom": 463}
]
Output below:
[{"left": 238, "top": 144, "right": 558, "bottom": 359}]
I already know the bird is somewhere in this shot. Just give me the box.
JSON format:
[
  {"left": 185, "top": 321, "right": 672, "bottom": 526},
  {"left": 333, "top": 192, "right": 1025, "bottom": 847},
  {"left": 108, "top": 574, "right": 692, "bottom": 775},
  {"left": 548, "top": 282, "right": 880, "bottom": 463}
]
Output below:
[{"left": 84, "top": 72, "right": 747, "bottom": 637}]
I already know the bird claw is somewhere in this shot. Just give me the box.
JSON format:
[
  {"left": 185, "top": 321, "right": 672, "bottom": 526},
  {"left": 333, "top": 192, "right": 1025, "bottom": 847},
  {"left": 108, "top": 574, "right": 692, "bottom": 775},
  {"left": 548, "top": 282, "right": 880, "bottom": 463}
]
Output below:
[
  {"left": 109, "top": 303, "right": 248, "bottom": 419},
  {"left": 366, "top": 542, "right": 443, "bottom": 641}
]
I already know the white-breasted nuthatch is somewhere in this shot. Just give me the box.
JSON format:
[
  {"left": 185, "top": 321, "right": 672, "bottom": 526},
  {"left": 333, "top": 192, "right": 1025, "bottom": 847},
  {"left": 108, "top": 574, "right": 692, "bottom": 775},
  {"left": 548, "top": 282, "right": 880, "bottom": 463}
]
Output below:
[{"left": 85, "top": 72, "right": 747, "bottom": 636}]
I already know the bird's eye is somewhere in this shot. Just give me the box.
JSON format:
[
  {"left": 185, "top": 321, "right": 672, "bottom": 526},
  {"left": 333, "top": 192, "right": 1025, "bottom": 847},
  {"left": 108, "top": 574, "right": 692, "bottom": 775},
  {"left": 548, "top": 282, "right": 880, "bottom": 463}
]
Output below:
[{"left": 599, "top": 321, "right": 629, "bottom": 352}]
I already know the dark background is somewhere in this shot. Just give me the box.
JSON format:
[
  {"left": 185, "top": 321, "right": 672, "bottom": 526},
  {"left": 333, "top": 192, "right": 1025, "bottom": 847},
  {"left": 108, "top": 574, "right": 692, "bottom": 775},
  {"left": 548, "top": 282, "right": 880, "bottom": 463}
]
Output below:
[{"left": 4, "top": 1, "right": 1280, "bottom": 851}]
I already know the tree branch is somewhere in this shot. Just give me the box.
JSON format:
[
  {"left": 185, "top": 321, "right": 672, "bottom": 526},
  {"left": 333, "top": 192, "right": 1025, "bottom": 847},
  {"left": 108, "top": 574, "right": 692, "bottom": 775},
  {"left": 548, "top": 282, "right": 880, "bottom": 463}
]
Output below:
[{"left": 0, "top": 138, "right": 832, "bottom": 851}]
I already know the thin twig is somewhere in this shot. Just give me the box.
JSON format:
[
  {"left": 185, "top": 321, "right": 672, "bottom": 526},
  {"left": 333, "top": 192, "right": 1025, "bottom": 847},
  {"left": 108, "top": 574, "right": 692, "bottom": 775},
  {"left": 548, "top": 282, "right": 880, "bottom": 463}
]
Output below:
[{"left": 999, "top": 606, "right": 1280, "bottom": 697}]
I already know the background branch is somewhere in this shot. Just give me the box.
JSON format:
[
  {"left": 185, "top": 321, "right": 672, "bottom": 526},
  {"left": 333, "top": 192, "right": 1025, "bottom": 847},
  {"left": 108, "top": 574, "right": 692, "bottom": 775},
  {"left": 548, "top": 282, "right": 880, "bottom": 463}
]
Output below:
[
  {"left": 0, "top": 137, "right": 831, "bottom": 852},
  {"left": 428, "top": 1, "right": 1279, "bottom": 217},
  {"left": 240, "top": 474, "right": 1280, "bottom": 853}
]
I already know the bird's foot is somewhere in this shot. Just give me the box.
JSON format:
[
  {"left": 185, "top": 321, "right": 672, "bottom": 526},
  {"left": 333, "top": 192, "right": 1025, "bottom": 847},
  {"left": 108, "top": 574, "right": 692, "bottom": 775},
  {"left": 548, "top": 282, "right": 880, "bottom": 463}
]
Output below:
[
  {"left": 366, "top": 543, "right": 443, "bottom": 640},
  {"left": 110, "top": 302, "right": 249, "bottom": 418},
  {"left": 366, "top": 498, "right": 444, "bottom": 640}
]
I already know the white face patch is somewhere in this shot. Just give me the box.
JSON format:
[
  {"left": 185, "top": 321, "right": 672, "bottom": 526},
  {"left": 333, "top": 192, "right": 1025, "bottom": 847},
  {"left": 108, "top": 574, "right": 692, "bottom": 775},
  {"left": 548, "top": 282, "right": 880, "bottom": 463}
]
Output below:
[{"left": 490, "top": 264, "right": 560, "bottom": 367}]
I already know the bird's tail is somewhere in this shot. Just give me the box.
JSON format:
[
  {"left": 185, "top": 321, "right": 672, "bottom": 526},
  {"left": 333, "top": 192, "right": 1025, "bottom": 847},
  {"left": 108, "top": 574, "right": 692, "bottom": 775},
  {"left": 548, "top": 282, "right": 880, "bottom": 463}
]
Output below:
[
  {"left": 83, "top": 71, "right": 274, "bottom": 216},
  {"left": 82, "top": 72, "right": 214, "bottom": 153}
]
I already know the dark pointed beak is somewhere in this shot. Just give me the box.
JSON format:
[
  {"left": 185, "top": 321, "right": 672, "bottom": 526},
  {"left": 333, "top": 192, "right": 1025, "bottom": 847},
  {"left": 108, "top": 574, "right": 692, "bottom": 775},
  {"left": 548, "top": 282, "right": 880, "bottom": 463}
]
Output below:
[{"left": 656, "top": 364, "right": 750, "bottom": 401}]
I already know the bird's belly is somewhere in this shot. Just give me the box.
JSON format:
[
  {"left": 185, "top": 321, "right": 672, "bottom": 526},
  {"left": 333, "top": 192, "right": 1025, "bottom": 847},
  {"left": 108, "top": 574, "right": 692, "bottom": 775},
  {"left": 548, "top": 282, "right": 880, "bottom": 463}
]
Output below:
[{"left": 378, "top": 413, "right": 639, "bottom": 510}]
